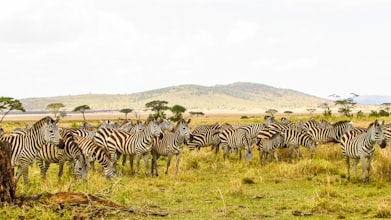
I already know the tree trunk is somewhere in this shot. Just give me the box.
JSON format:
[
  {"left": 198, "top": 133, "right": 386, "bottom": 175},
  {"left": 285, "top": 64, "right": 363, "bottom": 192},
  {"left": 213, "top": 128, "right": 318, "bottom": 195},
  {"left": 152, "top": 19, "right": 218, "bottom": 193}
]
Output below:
[{"left": 0, "top": 140, "right": 16, "bottom": 205}]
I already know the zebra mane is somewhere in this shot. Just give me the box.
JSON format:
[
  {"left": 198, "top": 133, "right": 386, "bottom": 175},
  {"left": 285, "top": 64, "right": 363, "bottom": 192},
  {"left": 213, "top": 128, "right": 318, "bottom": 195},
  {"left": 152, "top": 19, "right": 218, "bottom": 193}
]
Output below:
[
  {"left": 31, "top": 116, "right": 55, "bottom": 131},
  {"left": 174, "top": 119, "right": 191, "bottom": 131}
]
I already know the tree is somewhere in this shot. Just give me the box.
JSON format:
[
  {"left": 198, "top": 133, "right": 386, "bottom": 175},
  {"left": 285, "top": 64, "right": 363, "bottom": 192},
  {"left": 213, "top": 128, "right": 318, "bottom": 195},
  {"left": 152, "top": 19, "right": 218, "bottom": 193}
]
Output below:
[
  {"left": 265, "top": 109, "right": 278, "bottom": 118},
  {"left": 0, "top": 97, "right": 26, "bottom": 123},
  {"left": 189, "top": 111, "right": 205, "bottom": 117},
  {"left": 170, "top": 105, "right": 186, "bottom": 122},
  {"left": 73, "top": 105, "right": 91, "bottom": 121},
  {"left": 319, "top": 102, "right": 332, "bottom": 117},
  {"left": 120, "top": 108, "right": 133, "bottom": 121},
  {"left": 335, "top": 98, "right": 356, "bottom": 117},
  {"left": 145, "top": 100, "right": 170, "bottom": 119},
  {"left": 46, "top": 103, "right": 65, "bottom": 119},
  {"left": 284, "top": 110, "right": 293, "bottom": 116},
  {"left": 381, "top": 103, "right": 391, "bottom": 116}
]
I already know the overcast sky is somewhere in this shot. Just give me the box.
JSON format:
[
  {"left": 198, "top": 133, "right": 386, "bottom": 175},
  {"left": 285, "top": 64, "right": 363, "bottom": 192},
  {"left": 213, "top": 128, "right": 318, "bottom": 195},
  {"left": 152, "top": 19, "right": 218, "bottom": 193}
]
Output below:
[{"left": 1, "top": 0, "right": 390, "bottom": 100}]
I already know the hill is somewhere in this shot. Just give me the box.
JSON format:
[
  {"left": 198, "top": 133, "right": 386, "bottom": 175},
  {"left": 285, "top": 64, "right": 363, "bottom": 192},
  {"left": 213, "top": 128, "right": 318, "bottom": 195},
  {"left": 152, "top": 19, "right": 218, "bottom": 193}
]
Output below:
[{"left": 20, "top": 82, "right": 328, "bottom": 113}]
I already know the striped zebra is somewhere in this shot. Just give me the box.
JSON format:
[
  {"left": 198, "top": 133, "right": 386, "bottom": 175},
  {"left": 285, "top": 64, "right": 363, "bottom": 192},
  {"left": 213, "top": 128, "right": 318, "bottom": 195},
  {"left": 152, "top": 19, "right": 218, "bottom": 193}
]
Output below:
[
  {"left": 187, "top": 129, "right": 221, "bottom": 153},
  {"left": 0, "top": 116, "right": 63, "bottom": 184},
  {"left": 307, "top": 120, "right": 353, "bottom": 144},
  {"left": 192, "top": 123, "right": 220, "bottom": 134},
  {"left": 259, "top": 132, "right": 285, "bottom": 166},
  {"left": 74, "top": 135, "right": 116, "bottom": 179},
  {"left": 151, "top": 119, "right": 192, "bottom": 176},
  {"left": 36, "top": 129, "right": 88, "bottom": 180},
  {"left": 219, "top": 127, "right": 252, "bottom": 163},
  {"left": 106, "top": 118, "right": 163, "bottom": 175},
  {"left": 282, "top": 128, "right": 317, "bottom": 161},
  {"left": 340, "top": 120, "right": 387, "bottom": 184}
]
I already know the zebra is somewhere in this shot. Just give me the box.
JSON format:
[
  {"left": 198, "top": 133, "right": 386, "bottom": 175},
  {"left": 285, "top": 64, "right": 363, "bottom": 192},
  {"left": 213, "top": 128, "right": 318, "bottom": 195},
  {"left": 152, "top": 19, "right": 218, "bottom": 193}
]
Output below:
[
  {"left": 187, "top": 129, "right": 221, "bottom": 153},
  {"left": 106, "top": 118, "right": 163, "bottom": 175},
  {"left": 192, "top": 122, "right": 220, "bottom": 134},
  {"left": 307, "top": 120, "right": 353, "bottom": 144},
  {"left": 74, "top": 135, "right": 116, "bottom": 179},
  {"left": 259, "top": 132, "right": 285, "bottom": 167},
  {"left": 219, "top": 127, "right": 252, "bottom": 163},
  {"left": 151, "top": 119, "right": 192, "bottom": 176},
  {"left": 0, "top": 116, "right": 63, "bottom": 184},
  {"left": 36, "top": 129, "right": 88, "bottom": 180},
  {"left": 282, "top": 128, "right": 317, "bottom": 161},
  {"left": 340, "top": 120, "right": 387, "bottom": 184}
]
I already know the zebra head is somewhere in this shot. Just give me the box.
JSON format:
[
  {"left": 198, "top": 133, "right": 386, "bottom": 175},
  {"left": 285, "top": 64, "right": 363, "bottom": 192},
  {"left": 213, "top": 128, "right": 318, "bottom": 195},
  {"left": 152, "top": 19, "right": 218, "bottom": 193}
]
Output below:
[
  {"left": 159, "top": 118, "right": 175, "bottom": 133},
  {"left": 368, "top": 120, "right": 387, "bottom": 148},
  {"left": 73, "top": 154, "right": 89, "bottom": 180},
  {"left": 42, "top": 117, "right": 64, "bottom": 148},
  {"left": 148, "top": 118, "right": 164, "bottom": 139},
  {"left": 103, "top": 160, "right": 116, "bottom": 179},
  {"left": 175, "top": 119, "right": 192, "bottom": 144}
]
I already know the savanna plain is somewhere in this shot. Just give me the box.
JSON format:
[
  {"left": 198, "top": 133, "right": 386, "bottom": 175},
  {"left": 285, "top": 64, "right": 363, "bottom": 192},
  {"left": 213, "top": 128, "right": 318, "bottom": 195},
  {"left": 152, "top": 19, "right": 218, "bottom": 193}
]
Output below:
[{"left": 1, "top": 114, "right": 391, "bottom": 220}]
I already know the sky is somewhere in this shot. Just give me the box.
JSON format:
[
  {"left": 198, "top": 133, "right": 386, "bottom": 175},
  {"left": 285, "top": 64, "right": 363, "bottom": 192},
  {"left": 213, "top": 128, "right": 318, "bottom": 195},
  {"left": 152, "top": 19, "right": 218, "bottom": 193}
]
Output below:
[{"left": 1, "top": 0, "right": 390, "bottom": 100}]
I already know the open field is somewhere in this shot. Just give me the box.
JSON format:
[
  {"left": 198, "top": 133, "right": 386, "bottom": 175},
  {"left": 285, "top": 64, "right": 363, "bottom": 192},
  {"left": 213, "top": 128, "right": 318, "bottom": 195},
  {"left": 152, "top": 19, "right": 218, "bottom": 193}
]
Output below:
[{"left": 1, "top": 114, "right": 391, "bottom": 219}]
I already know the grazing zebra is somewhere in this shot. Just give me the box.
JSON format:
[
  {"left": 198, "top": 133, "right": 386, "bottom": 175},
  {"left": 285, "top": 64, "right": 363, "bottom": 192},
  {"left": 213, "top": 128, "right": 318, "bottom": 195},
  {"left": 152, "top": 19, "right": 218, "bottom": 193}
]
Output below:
[
  {"left": 74, "top": 135, "right": 116, "bottom": 179},
  {"left": 151, "top": 119, "right": 192, "bottom": 176},
  {"left": 307, "top": 120, "right": 353, "bottom": 144},
  {"left": 259, "top": 132, "right": 285, "bottom": 166},
  {"left": 0, "top": 116, "right": 63, "bottom": 184},
  {"left": 219, "top": 127, "right": 252, "bottom": 163},
  {"left": 340, "top": 120, "right": 387, "bottom": 184},
  {"left": 36, "top": 129, "right": 88, "bottom": 180},
  {"left": 106, "top": 118, "right": 163, "bottom": 175},
  {"left": 282, "top": 128, "right": 317, "bottom": 161}
]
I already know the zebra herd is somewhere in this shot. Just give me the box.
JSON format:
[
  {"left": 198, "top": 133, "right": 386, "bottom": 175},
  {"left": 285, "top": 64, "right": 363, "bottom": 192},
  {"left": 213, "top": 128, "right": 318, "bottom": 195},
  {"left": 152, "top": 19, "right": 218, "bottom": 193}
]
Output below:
[{"left": 0, "top": 116, "right": 390, "bottom": 185}]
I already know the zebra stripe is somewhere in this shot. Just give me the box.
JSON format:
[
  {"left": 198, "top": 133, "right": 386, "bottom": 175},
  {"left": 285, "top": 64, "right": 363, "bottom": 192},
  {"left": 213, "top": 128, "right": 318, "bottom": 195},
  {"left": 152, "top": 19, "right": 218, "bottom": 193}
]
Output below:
[
  {"left": 36, "top": 129, "right": 88, "bottom": 180},
  {"left": 219, "top": 127, "right": 252, "bottom": 162},
  {"left": 340, "top": 120, "right": 387, "bottom": 184},
  {"left": 0, "top": 116, "right": 63, "bottom": 184},
  {"left": 106, "top": 118, "right": 163, "bottom": 175},
  {"left": 151, "top": 119, "right": 191, "bottom": 176},
  {"left": 259, "top": 132, "right": 285, "bottom": 166},
  {"left": 74, "top": 135, "right": 116, "bottom": 179},
  {"left": 282, "top": 128, "right": 316, "bottom": 161},
  {"left": 308, "top": 120, "right": 353, "bottom": 144}
]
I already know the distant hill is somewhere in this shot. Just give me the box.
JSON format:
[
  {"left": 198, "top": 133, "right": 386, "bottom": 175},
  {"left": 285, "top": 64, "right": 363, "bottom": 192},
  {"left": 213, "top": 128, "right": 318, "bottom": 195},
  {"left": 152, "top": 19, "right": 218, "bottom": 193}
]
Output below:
[
  {"left": 354, "top": 95, "right": 391, "bottom": 105},
  {"left": 20, "top": 82, "right": 328, "bottom": 113}
]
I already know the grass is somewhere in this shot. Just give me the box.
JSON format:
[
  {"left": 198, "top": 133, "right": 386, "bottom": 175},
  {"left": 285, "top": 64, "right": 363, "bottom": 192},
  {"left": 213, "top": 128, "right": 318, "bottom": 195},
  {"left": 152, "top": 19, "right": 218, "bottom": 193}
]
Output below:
[{"left": 1, "top": 115, "right": 391, "bottom": 219}]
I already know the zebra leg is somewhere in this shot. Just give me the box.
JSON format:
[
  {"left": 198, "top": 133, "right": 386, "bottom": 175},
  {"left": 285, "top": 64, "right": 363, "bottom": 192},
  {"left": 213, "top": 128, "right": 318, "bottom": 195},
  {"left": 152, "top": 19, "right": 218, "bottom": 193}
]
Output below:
[
  {"left": 259, "top": 150, "right": 263, "bottom": 167},
  {"left": 121, "top": 154, "right": 127, "bottom": 166},
  {"left": 273, "top": 150, "right": 279, "bottom": 163},
  {"left": 143, "top": 153, "right": 150, "bottom": 176},
  {"left": 345, "top": 156, "right": 351, "bottom": 181},
  {"left": 365, "top": 156, "right": 373, "bottom": 184},
  {"left": 37, "top": 159, "right": 49, "bottom": 179},
  {"left": 360, "top": 156, "right": 369, "bottom": 184},
  {"left": 58, "top": 160, "right": 65, "bottom": 179},
  {"left": 165, "top": 154, "right": 172, "bottom": 174},
  {"left": 129, "top": 155, "right": 135, "bottom": 175},
  {"left": 353, "top": 158, "right": 360, "bottom": 181},
  {"left": 15, "top": 166, "right": 29, "bottom": 184},
  {"left": 175, "top": 153, "right": 181, "bottom": 174}
]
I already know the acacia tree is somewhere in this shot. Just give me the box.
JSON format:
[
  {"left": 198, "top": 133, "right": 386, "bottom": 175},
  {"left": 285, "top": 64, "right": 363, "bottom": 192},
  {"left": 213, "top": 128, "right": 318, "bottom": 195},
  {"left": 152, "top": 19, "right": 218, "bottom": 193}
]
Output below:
[
  {"left": 265, "top": 109, "right": 278, "bottom": 118},
  {"left": 46, "top": 103, "right": 65, "bottom": 119},
  {"left": 73, "top": 105, "right": 91, "bottom": 121},
  {"left": 0, "top": 97, "right": 26, "bottom": 123},
  {"left": 120, "top": 108, "right": 133, "bottom": 121},
  {"left": 329, "top": 93, "right": 357, "bottom": 117},
  {"left": 170, "top": 105, "right": 186, "bottom": 122},
  {"left": 145, "top": 100, "right": 170, "bottom": 119},
  {"left": 319, "top": 102, "right": 332, "bottom": 117}
]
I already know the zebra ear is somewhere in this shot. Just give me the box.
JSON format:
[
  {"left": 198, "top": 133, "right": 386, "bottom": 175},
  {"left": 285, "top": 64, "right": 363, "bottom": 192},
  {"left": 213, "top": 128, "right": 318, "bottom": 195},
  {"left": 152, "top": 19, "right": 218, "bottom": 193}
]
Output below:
[
  {"left": 187, "top": 119, "right": 191, "bottom": 124},
  {"left": 381, "top": 120, "right": 385, "bottom": 126}
]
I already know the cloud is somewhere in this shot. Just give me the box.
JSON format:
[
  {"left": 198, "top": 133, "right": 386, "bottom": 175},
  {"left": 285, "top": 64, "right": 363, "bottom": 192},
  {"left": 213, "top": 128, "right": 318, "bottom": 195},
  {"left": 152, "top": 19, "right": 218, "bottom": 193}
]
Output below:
[{"left": 224, "top": 21, "right": 259, "bottom": 45}]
